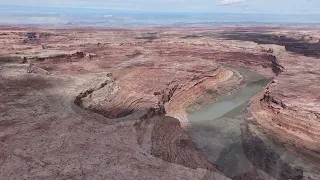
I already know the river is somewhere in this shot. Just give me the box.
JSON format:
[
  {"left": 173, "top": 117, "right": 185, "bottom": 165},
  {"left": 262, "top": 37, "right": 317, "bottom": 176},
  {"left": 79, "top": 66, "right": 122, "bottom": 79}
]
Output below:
[{"left": 187, "top": 68, "right": 320, "bottom": 179}]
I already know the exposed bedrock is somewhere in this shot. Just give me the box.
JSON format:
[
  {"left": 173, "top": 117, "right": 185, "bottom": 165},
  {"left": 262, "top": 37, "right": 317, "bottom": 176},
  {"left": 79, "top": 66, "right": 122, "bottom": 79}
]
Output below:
[
  {"left": 250, "top": 53, "right": 320, "bottom": 166},
  {"left": 134, "top": 115, "right": 221, "bottom": 173},
  {"left": 73, "top": 63, "right": 233, "bottom": 177},
  {"left": 74, "top": 64, "right": 233, "bottom": 122}
]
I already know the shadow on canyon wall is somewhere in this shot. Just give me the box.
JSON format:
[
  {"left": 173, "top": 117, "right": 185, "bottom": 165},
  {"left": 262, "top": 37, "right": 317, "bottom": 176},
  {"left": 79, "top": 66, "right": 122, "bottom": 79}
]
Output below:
[
  {"left": 0, "top": 75, "right": 52, "bottom": 93},
  {"left": 73, "top": 90, "right": 221, "bottom": 173},
  {"left": 137, "top": 115, "right": 219, "bottom": 172},
  {"left": 217, "top": 31, "right": 320, "bottom": 58},
  {"left": 187, "top": 119, "right": 303, "bottom": 180},
  {"left": 241, "top": 123, "right": 304, "bottom": 180}
]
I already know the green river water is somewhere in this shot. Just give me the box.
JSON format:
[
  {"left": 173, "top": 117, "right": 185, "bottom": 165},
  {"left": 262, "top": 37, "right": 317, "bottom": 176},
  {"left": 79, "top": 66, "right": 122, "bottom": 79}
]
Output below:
[{"left": 187, "top": 68, "right": 320, "bottom": 179}]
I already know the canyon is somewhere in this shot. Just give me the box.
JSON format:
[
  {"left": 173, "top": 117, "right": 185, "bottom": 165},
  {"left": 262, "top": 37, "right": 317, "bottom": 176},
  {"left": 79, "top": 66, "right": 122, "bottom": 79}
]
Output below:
[{"left": 0, "top": 26, "right": 319, "bottom": 180}]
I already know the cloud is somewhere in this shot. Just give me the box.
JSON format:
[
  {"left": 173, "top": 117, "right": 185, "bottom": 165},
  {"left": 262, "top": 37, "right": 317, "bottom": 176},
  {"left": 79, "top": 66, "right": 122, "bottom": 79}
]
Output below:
[{"left": 219, "top": 0, "right": 244, "bottom": 5}]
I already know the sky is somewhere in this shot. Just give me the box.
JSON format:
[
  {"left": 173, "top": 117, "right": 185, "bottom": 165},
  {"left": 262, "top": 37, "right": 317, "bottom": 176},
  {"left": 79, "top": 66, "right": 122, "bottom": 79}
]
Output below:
[{"left": 1, "top": 0, "right": 320, "bottom": 14}]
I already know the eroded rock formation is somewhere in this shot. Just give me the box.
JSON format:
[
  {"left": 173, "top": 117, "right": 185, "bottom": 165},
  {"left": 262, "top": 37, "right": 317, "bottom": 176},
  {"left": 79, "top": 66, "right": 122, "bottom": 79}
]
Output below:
[
  {"left": 0, "top": 26, "right": 319, "bottom": 180},
  {"left": 250, "top": 52, "right": 320, "bottom": 166}
]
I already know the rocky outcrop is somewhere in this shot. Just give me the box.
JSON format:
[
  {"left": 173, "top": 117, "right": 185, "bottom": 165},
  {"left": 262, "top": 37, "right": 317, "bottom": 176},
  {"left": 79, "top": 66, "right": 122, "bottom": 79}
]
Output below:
[
  {"left": 73, "top": 67, "right": 231, "bottom": 177},
  {"left": 266, "top": 55, "right": 284, "bottom": 75},
  {"left": 24, "top": 32, "right": 38, "bottom": 43},
  {"left": 135, "top": 115, "right": 221, "bottom": 173},
  {"left": 74, "top": 64, "right": 233, "bottom": 122},
  {"left": 250, "top": 49, "right": 320, "bottom": 169},
  {"left": 33, "top": 51, "right": 86, "bottom": 62}
]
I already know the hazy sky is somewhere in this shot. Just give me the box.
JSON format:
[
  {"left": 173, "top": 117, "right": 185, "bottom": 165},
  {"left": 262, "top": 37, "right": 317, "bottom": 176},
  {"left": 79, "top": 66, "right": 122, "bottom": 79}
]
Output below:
[{"left": 1, "top": 0, "right": 320, "bottom": 14}]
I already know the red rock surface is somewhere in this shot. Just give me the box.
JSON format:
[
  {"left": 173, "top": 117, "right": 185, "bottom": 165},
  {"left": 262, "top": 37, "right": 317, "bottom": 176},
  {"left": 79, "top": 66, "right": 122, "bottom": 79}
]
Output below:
[
  {"left": 250, "top": 52, "right": 320, "bottom": 164},
  {"left": 0, "top": 26, "right": 319, "bottom": 179}
]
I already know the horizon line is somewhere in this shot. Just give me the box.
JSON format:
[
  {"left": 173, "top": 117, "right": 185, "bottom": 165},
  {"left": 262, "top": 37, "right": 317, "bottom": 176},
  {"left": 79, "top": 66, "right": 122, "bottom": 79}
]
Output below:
[{"left": 1, "top": 5, "right": 320, "bottom": 15}]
